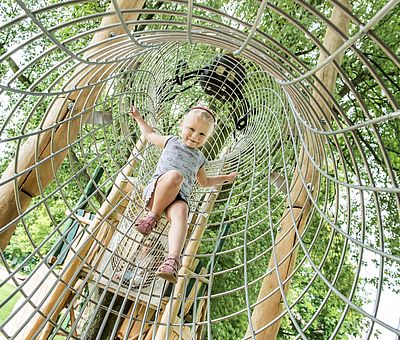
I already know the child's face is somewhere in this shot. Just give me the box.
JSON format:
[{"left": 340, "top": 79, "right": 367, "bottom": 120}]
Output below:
[{"left": 181, "top": 113, "right": 213, "bottom": 149}]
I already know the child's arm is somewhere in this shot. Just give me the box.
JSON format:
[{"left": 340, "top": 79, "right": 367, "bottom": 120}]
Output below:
[
  {"left": 196, "top": 166, "right": 237, "bottom": 187},
  {"left": 129, "top": 106, "right": 168, "bottom": 148}
]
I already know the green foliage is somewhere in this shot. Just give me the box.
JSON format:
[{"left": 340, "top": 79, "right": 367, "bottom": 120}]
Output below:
[
  {"left": 332, "top": 43, "right": 400, "bottom": 288},
  {"left": 0, "top": 0, "right": 398, "bottom": 339},
  {"left": 4, "top": 203, "right": 59, "bottom": 271},
  {"left": 0, "top": 282, "right": 22, "bottom": 324}
]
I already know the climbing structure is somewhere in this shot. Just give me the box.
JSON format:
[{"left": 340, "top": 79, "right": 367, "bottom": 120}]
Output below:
[{"left": 0, "top": 0, "right": 399, "bottom": 339}]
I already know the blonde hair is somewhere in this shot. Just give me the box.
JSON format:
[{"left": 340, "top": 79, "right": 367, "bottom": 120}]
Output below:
[{"left": 187, "top": 106, "right": 216, "bottom": 125}]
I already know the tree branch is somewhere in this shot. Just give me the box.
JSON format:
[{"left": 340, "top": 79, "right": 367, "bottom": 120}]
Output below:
[
  {"left": 135, "top": 1, "right": 164, "bottom": 32},
  {"left": 352, "top": 123, "right": 398, "bottom": 172},
  {"left": 295, "top": 45, "right": 318, "bottom": 57},
  {"left": 365, "top": 55, "right": 400, "bottom": 93},
  {"left": 338, "top": 69, "right": 372, "bottom": 98},
  {"left": 0, "top": 42, "right": 32, "bottom": 87}
]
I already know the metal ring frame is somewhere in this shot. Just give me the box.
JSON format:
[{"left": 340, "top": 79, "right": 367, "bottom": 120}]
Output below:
[{"left": 0, "top": 1, "right": 399, "bottom": 339}]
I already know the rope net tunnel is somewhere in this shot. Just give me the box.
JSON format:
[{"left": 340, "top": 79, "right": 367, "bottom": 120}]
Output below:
[{"left": 0, "top": 0, "right": 399, "bottom": 339}]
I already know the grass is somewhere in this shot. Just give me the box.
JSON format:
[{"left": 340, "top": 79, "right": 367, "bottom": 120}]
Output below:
[{"left": 0, "top": 283, "right": 22, "bottom": 324}]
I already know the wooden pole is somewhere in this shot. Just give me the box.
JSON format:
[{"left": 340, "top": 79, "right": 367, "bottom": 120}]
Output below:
[
  {"left": 25, "top": 136, "right": 145, "bottom": 339},
  {"left": 247, "top": 1, "right": 351, "bottom": 338},
  {"left": 0, "top": 0, "right": 145, "bottom": 251},
  {"left": 154, "top": 189, "right": 221, "bottom": 340}
]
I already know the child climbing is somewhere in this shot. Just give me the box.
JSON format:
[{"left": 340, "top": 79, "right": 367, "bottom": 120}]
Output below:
[{"left": 129, "top": 105, "right": 237, "bottom": 284}]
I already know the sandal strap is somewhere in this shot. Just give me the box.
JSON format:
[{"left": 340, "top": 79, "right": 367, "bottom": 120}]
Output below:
[
  {"left": 166, "top": 254, "right": 181, "bottom": 266},
  {"left": 135, "top": 211, "right": 161, "bottom": 235},
  {"left": 142, "top": 219, "right": 155, "bottom": 234},
  {"left": 160, "top": 256, "right": 181, "bottom": 273},
  {"left": 147, "top": 211, "right": 160, "bottom": 221}
]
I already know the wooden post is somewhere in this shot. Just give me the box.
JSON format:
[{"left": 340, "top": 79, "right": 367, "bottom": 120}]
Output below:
[
  {"left": 154, "top": 188, "right": 221, "bottom": 340},
  {"left": 0, "top": 0, "right": 145, "bottom": 251},
  {"left": 247, "top": 1, "right": 351, "bottom": 338},
  {"left": 24, "top": 136, "right": 145, "bottom": 339}
]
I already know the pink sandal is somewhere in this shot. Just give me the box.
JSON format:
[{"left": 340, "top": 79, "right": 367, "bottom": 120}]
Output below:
[
  {"left": 135, "top": 212, "right": 160, "bottom": 236},
  {"left": 156, "top": 255, "right": 182, "bottom": 284}
]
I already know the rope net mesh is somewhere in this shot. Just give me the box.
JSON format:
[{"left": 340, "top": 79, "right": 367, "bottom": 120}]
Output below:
[{"left": 0, "top": 1, "right": 399, "bottom": 339}]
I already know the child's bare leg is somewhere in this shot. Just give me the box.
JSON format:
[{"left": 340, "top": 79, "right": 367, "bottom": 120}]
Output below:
[
  {"left": 136, "top": 170, "right": 184, "bottom": 236},
  {"left": 151, "top": 170, "right": 184, "bottom": 216},
  {"left": 165, "top": 200, "right": 189, "bottom": 256},
  {"left": 156, "top": 200, "right": 188, "bottom": 283}
]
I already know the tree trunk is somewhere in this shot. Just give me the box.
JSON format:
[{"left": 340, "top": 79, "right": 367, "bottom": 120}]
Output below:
[
  {"left": 0, "top": 0, "right": 145, "bottom": 250},
  {"left": 247, "top": 1, "right": 351, "bottom": 338}
]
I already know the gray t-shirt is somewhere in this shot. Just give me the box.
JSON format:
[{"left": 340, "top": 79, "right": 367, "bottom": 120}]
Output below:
[{"left": 143, "top": 136, "right": 207, "bottom": 206}]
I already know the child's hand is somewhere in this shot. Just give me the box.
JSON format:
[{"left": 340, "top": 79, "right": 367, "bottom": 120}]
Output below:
[
  {"left": 226, "top": 172, "right": 238, "bottom": 182},
  {"left": 129, "top": 106, "right": 140, "bottom": 120}
]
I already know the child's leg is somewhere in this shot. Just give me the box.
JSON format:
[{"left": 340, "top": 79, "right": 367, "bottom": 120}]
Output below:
[
  {"left": 165, "top": 200, "right": 189, "bottom": 256},
  {"left": 150, "top": 170, "right": 184, "bottom": 216},
  {"left": 156, "top": 200, "right": 188, "bottom": 283},
  {"left": 136, "top": 170, "right": 184, "bottom": 236}
]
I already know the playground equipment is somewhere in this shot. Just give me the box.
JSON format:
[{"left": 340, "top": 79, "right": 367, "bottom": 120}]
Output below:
[{"left": 0, "top": 0, "right": 399, "bottom": 339}]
